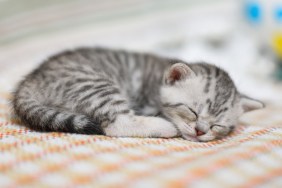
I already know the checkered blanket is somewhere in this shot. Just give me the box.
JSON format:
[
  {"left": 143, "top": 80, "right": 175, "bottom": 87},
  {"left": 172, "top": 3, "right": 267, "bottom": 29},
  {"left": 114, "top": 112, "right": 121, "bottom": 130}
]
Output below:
[
  {"left": 1, "top": 0, "right": 282, "bottom": 187},
  {"left": 1, "top": 91, "right": 282, "bottom": 187}
]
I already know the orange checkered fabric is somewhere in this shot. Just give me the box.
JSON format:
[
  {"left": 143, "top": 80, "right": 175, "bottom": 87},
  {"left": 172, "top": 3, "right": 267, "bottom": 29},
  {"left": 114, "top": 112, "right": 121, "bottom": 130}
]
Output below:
[{"left": 1, "top": 90, "right": 282, "bottom": 187}]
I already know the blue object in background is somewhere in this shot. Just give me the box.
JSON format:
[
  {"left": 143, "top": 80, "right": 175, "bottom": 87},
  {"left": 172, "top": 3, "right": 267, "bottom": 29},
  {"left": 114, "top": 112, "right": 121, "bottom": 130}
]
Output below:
[
  {"left": 274, "top": 5, "right": 282, "bottom": 22},
  {"left": 245, "top": 1, "right": 262, "bottom": 24}
]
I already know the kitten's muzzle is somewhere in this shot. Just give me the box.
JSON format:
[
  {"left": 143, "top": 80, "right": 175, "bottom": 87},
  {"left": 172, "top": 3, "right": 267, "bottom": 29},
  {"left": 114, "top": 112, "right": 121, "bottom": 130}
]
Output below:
[{"left": 195, "top": 121, "right": 209, "bottom": 136}]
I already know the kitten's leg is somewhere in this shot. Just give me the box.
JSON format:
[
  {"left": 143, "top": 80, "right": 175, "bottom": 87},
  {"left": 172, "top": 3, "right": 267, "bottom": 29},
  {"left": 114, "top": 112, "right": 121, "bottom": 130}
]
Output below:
[
  {"left": 104, "top": 114, "right": 179, "bottom": 138},
  {"left": 70, "top": 78, "right": 178, "bottom": 138}
]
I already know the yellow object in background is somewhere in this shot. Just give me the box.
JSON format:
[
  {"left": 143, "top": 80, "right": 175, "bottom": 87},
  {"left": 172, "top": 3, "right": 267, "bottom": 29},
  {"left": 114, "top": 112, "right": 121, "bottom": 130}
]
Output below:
[
  {"left": 273, "top": 33, "right": 282, "bottom": 57},
  {"left": 272, "top": 33, "right": 282, "bottom": 80}
]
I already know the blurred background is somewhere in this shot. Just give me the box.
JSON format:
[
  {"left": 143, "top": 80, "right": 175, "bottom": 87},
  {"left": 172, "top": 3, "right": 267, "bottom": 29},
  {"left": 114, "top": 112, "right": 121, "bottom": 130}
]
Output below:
[{"left": 1, "top": 0, "right": 282, "bottom": 107}]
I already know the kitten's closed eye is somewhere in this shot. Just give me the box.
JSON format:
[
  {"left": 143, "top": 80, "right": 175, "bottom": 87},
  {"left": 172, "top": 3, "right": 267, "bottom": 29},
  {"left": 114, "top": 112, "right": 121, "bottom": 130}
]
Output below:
[{"left": 211, "top": 124, "right": 233, "bottom": 136}]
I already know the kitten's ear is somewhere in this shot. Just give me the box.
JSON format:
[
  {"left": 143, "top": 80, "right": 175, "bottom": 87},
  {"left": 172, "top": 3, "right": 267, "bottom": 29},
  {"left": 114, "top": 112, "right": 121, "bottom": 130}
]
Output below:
[
  {"left": 164, "top": 63, "right": 195, "bottom": 85},
  {"left": 240, "top": 95, "right": 265, "bottom": 113}
]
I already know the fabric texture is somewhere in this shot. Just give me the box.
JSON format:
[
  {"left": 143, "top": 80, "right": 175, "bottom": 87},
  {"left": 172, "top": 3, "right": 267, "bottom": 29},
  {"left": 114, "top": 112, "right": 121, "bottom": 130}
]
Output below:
[
  {"left": 0, "top": 0, "right": 282, "bottom": 187},
  {"left": 1, "top": 92, "right": 282, "bottom": 187}
]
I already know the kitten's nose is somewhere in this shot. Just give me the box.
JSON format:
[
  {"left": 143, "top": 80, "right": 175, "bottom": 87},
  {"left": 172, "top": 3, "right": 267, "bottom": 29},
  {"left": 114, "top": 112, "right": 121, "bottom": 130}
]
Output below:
[{"left": 195, "top": 127, "right": 205, "bottom": 136}]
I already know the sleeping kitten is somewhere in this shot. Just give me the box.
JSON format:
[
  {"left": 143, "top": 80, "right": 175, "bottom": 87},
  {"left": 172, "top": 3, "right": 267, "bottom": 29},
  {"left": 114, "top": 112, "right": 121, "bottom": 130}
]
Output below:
[{"left": 12, "top": 47, "right": 264, "bottom": 142}]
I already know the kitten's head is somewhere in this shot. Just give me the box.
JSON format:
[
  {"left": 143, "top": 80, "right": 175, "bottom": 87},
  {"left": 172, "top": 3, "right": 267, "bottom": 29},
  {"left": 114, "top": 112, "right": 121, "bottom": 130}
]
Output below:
[{"left": 160, "top": 62, "right": 264, "bottom": 142}]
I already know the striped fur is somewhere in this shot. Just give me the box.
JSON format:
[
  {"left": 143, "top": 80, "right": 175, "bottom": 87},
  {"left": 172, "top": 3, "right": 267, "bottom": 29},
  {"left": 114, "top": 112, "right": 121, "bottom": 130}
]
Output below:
[{"left": 12, "top": 47, "right": 264, "bottom": 141}]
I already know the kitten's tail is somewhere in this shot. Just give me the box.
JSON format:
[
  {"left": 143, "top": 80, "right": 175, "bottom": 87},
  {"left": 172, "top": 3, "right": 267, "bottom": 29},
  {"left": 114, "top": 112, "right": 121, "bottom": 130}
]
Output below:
[{"left": 12, "top": 92, "right": 104, "bottom": 135}]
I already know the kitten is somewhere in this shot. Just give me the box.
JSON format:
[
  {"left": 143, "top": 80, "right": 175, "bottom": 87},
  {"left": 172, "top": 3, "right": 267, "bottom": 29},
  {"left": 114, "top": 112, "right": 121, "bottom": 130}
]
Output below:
[{"left": 12, "top": 47, "right": 264, "bottom": 142}]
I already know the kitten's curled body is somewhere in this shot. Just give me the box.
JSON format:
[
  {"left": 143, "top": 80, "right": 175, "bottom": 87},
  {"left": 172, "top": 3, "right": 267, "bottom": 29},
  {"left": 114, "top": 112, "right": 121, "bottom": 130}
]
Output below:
[{"left": 13, "top": 47, "right": 264, "bottom": 141}]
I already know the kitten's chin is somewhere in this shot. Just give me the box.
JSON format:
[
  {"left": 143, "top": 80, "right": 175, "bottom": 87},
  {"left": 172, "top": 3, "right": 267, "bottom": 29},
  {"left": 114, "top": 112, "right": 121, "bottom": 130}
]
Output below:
[
  {"left": 197, "top": 136, "right": 215, "bottom": 142},
  {"left": 182, "top": 134, "right": 199, "bottom": 142},
  {"left": 182, "top": 133, "right": 217, "bottom": 142}
]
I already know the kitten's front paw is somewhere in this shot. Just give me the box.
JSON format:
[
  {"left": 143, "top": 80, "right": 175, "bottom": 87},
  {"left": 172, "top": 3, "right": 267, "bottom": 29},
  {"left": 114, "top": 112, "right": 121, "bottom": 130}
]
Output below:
[
  {"left": 135, "top": 116, "right": 178, "bottom": 138},
  {"left": 155, "top": 118, "right": 179, "bottom": 138}
]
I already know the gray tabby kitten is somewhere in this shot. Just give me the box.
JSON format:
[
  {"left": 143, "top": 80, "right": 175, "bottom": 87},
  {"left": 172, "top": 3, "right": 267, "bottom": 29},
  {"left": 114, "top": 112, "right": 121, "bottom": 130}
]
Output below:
[{"left": 12, "top": 47, "right": 264, "bottom": 142}]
